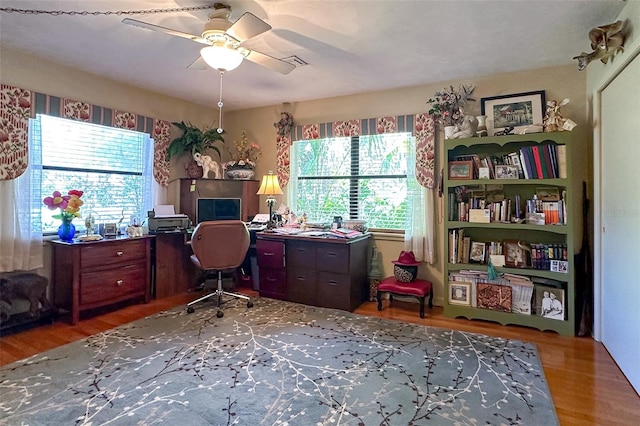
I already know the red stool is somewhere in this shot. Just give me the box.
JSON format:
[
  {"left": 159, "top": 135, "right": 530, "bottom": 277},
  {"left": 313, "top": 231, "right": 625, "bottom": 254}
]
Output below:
[{"left": 377, "top": 277, "right": 433, "bottom": 318}]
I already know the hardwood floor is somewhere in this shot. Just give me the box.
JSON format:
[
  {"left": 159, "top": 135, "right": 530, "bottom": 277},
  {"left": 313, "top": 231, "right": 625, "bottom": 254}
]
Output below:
[{"left": 1, "top": 290, "right": 638, "bottom": 425}]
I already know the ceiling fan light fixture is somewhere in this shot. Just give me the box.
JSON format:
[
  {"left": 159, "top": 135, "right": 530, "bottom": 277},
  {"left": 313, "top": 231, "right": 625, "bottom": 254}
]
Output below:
[{"left": 200, "top": 45, "right": 244, "bottom": 71}]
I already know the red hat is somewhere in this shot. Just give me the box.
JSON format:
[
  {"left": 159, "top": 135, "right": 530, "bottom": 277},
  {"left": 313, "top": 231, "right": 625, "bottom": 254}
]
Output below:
[{"left": 392, "top": 251, "right": 421, "bottom": 266}]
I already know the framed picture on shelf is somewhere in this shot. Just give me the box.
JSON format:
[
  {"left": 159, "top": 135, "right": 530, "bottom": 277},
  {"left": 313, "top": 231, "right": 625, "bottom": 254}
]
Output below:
[
  {"left": 449, "top": 281, "right": 471, "bottom": 305},
  {"left": 504, "top": 240, "right": 530, "bottom": 268},
  {"left": 535, "top": 285, "right": 565, "bottom": 320},
  {"left": 448, "top": 160, "right": 474, "bottom": 180},
  {"left": 495, "top": 165, "right": 519, "bottom": 179},
  {"left": 481, "top": 90, "right": 545, "bottom": 136},
  {"left": 536, "top": 186, "right": 561, "bottom": 201},
  {"left": 469, "top": 241, "right": 486, "bottom": 263}
]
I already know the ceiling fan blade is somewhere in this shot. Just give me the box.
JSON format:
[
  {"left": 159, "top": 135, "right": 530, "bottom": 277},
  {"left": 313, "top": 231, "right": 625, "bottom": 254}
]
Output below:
[
  {"left": 226, "top": 12, "right": 271, "bottom": 43},
  {"left": 122, "top": 18, "right": 209, "bottom": 45},
  {"left": 246, "top": 50, "right": 295, "bottom": 75},
  {"left": 186, "top": 57, "right": 209, "bottom": 70}
]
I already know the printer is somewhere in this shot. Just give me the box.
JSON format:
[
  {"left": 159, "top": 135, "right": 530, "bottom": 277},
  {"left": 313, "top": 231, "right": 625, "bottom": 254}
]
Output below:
[{"left": 148, "top": 207, "right": 190, "bottom": 232}]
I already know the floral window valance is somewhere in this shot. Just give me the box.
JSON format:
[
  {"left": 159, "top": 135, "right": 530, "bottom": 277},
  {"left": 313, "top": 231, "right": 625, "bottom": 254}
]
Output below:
[
  {"left": 277, "top": 113, "right": 435, "bottom": 189},
  {"left": 0, "top": 83, "right": 171, "bottom": 186}
]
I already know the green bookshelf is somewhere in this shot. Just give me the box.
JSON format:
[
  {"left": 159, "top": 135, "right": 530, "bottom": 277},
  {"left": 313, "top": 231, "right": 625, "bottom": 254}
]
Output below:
[{"left": 443, "top": 132, "right": 576, "bottom": 336}]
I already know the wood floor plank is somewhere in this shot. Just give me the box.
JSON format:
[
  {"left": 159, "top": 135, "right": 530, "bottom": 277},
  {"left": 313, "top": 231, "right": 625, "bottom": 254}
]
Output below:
[{"left": 1, "top": 291, "right": 638, "bottom": 425}]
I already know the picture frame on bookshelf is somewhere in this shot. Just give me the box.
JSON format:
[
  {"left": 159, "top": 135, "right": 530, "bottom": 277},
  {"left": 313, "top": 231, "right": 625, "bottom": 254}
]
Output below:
[
  {"left": 448, "top": 160, "right": 474, "bottom": 180},
  {"left": 448, "top": 281, "right": 471, "bottom": 305},
  {"left": 535, "top": 285, "right": 565, "bottom": 320},
  {"left": 536, "top": 186, "right": 560, "bottom": 201},
  {"left": 469, "top": 241, "right": 486, "bottom": 263},
  {"left": 481, "top": 90, "right": 545, "bottom": 136},
  {"left": 504, "top": 240, "right": 530, "bottom": 268},
  {"left": 495, "top": 165, "right": 519, "bottom": 179},
  {"left": 550, "top": 259, "right": 569, "bottom": 273}
]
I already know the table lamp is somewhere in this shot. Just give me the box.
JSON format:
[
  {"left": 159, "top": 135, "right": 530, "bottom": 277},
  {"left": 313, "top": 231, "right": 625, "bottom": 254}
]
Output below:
[{"left": 256, "top": 170, "right": 283, "bottom": 228}]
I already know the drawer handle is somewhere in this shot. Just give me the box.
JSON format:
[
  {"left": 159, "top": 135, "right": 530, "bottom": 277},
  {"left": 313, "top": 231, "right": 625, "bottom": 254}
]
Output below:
[
  {"left": 296, "top": 276, "right": 306, "bottom": 281},
  {"left": 328, "top": 280, "right": 338, "bottom": 286},
  {"left": 116, "top": 251, "right": 124, "bottom": 256},
  {"left": 116, "top": 280, "right": 124, "bottom": 286},
  {"left": 264, "top": 252, "right": 274, "bottom": 256},
  {"left": 327, "top": 252, "right": 337, "bottom": 257}
]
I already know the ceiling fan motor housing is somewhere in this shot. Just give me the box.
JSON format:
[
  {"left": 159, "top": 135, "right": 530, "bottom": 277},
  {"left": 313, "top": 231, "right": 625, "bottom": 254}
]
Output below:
[{"left": 202, "top": 6, "right": 235, "bottom": 45}]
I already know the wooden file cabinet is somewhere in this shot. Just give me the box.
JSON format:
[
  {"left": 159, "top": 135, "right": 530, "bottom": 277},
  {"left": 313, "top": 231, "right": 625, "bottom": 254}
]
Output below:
[
  {"left": 256, "top": 239, "right": 287, "bottom": 300},
  {"left": 257, "top": 233, "right": 370, "bottom": 312},
  {"left": 51, "top": 236, "right": 152, "bottom": 324}
]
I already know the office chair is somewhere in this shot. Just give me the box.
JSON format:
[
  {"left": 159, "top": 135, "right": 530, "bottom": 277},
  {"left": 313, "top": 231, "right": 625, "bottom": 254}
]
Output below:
[{"left": 186, "top": 220, "right": 253, "bottom": 317}]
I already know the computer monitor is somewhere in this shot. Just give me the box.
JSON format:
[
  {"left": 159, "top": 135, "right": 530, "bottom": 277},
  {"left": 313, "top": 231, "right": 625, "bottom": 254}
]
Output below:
[{"left": 196, "top": 198, "right": 242, "bottom": 223}]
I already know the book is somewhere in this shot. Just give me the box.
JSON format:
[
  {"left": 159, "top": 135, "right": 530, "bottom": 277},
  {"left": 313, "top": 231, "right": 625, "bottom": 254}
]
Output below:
[
  {"left": 556, "top": 145, "right": 567, "bottom": 178},
  {"left": 521, "top": 146, "right": 538, "bottom": 179},
  {"left": 476, "top": 283, "right": 512, "bottom": 312},
  {"left": 532, "top": 145, "right": 547, "bottom": 178},
  {"left": 519, "top": 151, "right": 530, "bottom": 179},
  {"left": 542, "top": 144, "right": 555, "bottom": 178},
  {"left": 462, "top": 236, "right": 471, "bottom": 264}
]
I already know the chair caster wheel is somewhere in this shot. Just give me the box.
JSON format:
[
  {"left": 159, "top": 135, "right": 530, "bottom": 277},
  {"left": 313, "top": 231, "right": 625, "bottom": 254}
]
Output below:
[
  {"left": 247, "top": 301, "right": 253, "bottom": 308},
  {"left": 187, "top": 306, "right": 195, "bottom": 314},
  {"left": 216, "top": 311, "right": 224, "bottom": 318}
]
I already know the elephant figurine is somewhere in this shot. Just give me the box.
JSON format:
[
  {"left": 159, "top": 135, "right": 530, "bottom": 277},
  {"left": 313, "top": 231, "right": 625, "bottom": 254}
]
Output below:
[{"left": 193, "top": 152, "right": 221, "bottom": 179}]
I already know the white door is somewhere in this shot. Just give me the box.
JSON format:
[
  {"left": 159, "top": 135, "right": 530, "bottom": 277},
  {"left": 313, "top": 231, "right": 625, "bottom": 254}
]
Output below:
[{"left": 600, "top": 54, "right": 640, "bottom": 393}]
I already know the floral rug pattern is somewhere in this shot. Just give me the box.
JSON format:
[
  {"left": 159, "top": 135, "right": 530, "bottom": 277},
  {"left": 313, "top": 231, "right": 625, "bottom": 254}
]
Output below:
[{"left": 0, "top": 297, "right": 558, "bottom": 425}]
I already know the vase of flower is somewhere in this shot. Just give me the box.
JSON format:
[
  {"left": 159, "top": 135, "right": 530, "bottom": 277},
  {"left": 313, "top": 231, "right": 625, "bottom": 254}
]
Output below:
[
  {"left": 427, "top": 84, "right": 476, "bottom": 132},
  {"left": 57, "top": 218, "right": 76, "bottom": 242},
  {"left": 224, "top": 131, "right": 261, "bottom": 180},
  {"left": 43, "top": 189, "right": 84, "bottom": 242}
]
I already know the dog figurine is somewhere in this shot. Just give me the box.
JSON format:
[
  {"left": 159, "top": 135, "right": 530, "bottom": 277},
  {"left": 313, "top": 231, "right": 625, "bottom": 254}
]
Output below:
[{"left": 0, "top": 273, "right": 51, "bottom": 318}]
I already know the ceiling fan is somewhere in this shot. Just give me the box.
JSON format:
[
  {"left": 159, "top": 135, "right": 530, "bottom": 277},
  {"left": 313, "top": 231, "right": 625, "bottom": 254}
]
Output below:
[{"left": 122, "top": 2, "right": 295, "bottom": 74}]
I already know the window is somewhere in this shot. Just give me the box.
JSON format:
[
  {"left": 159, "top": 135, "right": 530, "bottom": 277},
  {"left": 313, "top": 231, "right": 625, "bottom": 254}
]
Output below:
[
  {"left": 290, "top": 132, "right": 416, "bottom": 231},
  {"left": 32, "top": 114, "right": 154, "bottom": 234}
]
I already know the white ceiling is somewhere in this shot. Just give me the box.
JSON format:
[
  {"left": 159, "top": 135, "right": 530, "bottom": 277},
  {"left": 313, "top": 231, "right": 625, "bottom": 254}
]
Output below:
[{"left": 0, "top": 0, "right": 626, "bottom": 111}]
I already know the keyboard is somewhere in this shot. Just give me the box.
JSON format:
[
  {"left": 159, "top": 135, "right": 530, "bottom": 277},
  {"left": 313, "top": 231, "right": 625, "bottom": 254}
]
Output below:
[{"left": 246, "top": 223, "right": 268, "bottom": 231}]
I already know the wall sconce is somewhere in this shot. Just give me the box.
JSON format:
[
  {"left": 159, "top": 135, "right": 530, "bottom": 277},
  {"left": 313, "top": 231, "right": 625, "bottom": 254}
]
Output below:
[{"left": 256, "top": 170, "right": 283, "bottom": 228}]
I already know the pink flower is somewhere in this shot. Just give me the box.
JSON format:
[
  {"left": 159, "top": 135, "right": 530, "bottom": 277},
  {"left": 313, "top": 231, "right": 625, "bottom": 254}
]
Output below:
[{"left": 43, "top": 191, "right": 70, "bottom": 210}]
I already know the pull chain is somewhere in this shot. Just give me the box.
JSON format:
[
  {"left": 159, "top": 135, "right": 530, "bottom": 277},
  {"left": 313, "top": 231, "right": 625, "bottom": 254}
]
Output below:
[{"left": 217, "top": 71, "right": 224, "bottom": 133}]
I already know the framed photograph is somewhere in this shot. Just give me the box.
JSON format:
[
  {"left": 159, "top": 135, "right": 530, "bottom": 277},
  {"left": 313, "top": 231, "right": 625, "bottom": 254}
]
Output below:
[
  {"left": 495, "top": 165, "right": 519, "bottom": 179},
  {"left": 449, "top": 281, "right": 471, "bottom": 305},
  {"left": 469, "top": 241, "right": 486, "bottom": 263},
  {"left": 550, "top": 259, "right": 569, "bottom": 274},
  {"left": 535, "top": 285, "right": 565, "bottom": 320},
  {"left": 504, "top": 240, "right": 530, "bottom": 268},
  {"left": 103, "top": 223, "right": 118, "bottom": 237},
  {"left": 448, "top": 160, "right": 474, "bottom": 180},
  {"left": 536, "top": 186, "right": 560, "bottom": 201},
  {"left": 481, "top": 90, "right": 545, "bottom": 136}
]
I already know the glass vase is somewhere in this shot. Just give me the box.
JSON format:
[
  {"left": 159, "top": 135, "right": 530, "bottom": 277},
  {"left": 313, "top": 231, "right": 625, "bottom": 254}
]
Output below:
[{"left": 57, "top": 220, "right": 76, "bottom": 242}]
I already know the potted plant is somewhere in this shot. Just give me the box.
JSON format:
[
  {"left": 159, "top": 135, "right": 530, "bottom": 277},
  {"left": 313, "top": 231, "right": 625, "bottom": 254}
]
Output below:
[
  {"left": 166, "top": 121, "right": 225, "bottom": 178},
  {"left": 224, "top": 131, "right": 262, "bottom": 180}
]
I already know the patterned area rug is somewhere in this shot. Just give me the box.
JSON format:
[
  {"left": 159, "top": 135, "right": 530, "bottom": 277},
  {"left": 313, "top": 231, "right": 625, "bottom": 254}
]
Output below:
[{"left": 0, "top": 297, "right": 558, "bottom": 425}]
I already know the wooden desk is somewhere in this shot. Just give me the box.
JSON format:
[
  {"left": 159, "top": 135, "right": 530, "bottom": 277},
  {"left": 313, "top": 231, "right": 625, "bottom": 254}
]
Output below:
[
  {"left": 51, "top": 236, "right": 152, "bottom": 324},
  {"left": 153, "top": 232, "right": 197, "bottom": 299},
  {"left": 256, "top": 233, "right": 371, "bottom": 312}
]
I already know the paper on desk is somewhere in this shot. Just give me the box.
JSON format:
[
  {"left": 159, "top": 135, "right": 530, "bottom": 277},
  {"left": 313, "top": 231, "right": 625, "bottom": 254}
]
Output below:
[{"left": 153, "top": 204, "right": 185, "bottom": 218}]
